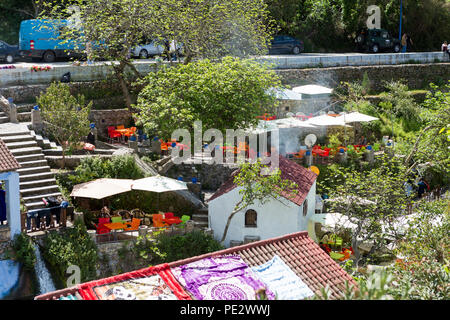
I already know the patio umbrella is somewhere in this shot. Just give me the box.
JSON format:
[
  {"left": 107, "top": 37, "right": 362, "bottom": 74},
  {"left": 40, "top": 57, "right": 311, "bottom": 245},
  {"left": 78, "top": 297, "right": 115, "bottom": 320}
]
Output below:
[
  {"left": 132, "top": 175, "right": 188, "bottom": 212},
  {"left": 305, "top": 114, "right": 349, "bottom": 127},
  {"left": 337, "top": 112, "right": 379, "bottom": 123},
  {"left": 309, "top": 212, "right": 358, "bottom": 231},
  {"left": 70, "top": 178, "right": 134, "bottom": 200},
  {"left": 267, "top": 87, "right": 303, "bottom": 101},
  {"left": 273, "top": 117, "right": 316, "bottom": 128},
  {"left": 292, "top": 85, "right": 333, "bottom": 95}
]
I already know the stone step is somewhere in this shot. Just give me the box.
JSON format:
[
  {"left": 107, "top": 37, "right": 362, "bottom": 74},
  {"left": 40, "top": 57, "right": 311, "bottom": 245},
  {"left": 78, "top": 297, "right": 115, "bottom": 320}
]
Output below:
[
  {"left": 19, "top": 171, "right": 55, "bottom": 182},
  {"left": 0, "top": 134, "right": 35, "bottom": 143},
  {"left": 14, "top": 153, "right": 45, "bottom": 162},
  {"left": 0, "top": 130, "right": 30, "bottom": 137},
  {"left": 15, "top": 103, "right": 34, "bottom": 113},
  {"left": 17, "top": 159, "right": 49, "bottom": 168},
  {"left": 20, "top": 185, "right": 60, "bottom": 197},
  {"left": 22, "top": 192, "right": 62, "bottom": 206},
  {"left": 0, "top": 116, "right": 9, "bottom": 124},
  {"left": 192, "top": 213, "right": 209, "bottom": 221},
  {"left": 9, "top": 146, "right": 42, "bottom": 156},
  {"left": 5, "top": 140, "right": 37, "bottom": 150},
  {"left": 20, "top": 178, "right": 57, "bottom": 189},
  {"left": 194, "top": 221, "right": 209, "bottom": 228},
  {"left": 24, "top": 201, "right": 48, "bottom": 211},
  {"left": 17, "top": 165, "right": 51, "bottom": 176}
]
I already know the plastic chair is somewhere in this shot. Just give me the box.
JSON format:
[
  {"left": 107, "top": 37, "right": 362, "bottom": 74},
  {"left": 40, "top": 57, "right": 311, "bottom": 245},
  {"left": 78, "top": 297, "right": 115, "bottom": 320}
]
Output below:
[
  {"left": 124, "top": 218, "right": 141, "bottom": 231},
  {"left": 153, "top": 214, "right": 168, "bottom": 228},
  {"left": 93, "top": 217, "right": 110, "bottom": 234},
  {"left": 164, "top": 212, "right": 174, "bottom": 219},
  {"left": 111, "top": 216, "right": 124, "bottom": 223},
  {"left": 178, "top": 215, "right": 191, "bottom": 228},
  {"left": 107, "top": 126, "right": 121, "bottom": 143},
  {"left": 116, "top": 125, "right": 125, "bottom": 130}
]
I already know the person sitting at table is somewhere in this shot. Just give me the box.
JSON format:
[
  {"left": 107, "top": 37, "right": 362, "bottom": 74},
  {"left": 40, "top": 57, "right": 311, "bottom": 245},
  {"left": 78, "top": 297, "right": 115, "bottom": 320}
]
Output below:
[{"left": 100, "top": 206, "right": 111, "bottom": 218}]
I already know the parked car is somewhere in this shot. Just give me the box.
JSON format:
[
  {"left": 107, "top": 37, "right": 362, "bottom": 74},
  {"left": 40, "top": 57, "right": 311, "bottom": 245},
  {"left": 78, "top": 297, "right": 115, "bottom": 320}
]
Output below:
[
  {"left": 355, "top": 28, "right": 401, "bottom": 53},
  {"left": 131, "top": 40, "right": 184, "bottom": 59},
  {"left": 0, "top": 40, "right": 19, "bottom": 63},
  {"left": 268, "top": 35, "right": 304, "bottom": 55},
  {"left": 19, "top": 19, "right": 85, "bottom": 62}
]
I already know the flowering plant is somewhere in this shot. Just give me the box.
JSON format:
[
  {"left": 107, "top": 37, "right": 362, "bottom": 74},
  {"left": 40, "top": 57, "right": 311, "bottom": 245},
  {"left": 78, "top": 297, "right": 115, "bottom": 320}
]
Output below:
[{"left": 31, "top": 65, "right": 52, "bottom": 72}]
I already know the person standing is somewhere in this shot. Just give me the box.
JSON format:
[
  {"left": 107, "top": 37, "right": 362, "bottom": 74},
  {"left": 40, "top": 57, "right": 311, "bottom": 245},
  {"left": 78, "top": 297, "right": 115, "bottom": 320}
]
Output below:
[
  {"left": 406, "top": 34, "right": 413, "bottom": 52},
  {"left": 0, "top": 183, "right": 6, "bottom": 225},
  {"left": 442, "top": 41, "right": 450, "bottom": 59},
  {"left": 401, "top": 33, "right": 407, "bottom": 52}
]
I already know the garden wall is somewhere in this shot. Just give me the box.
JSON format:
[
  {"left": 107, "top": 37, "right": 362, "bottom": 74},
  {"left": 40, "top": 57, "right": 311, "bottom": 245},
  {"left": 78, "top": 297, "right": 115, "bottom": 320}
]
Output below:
[{"left": 276, "top": 63, "right": 450, "bottom": 92}]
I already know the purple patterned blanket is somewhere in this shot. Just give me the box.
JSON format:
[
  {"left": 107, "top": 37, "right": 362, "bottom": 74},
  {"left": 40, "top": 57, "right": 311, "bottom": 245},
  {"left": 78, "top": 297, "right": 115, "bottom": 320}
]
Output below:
[{"left": 171, "top": 255, "right": 274, "bottom": 300}]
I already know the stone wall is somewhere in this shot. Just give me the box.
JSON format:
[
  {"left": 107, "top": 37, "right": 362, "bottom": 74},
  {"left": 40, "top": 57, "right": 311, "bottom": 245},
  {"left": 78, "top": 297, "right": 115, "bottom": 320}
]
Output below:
[
  {"left": 276, "top": 63, "right": 450, "bottom": 92},
  {"left": 88, "top": 109, "right": 134, "bottom": 139},
  {"left": 167, "top": 162, "right": 239, "bottom": 191}
]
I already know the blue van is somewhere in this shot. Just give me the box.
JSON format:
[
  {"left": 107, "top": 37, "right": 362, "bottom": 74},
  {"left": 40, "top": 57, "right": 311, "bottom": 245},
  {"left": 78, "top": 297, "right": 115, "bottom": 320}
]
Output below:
[{"left": 19, "top": 19, "right": 85, "bottom": 62}]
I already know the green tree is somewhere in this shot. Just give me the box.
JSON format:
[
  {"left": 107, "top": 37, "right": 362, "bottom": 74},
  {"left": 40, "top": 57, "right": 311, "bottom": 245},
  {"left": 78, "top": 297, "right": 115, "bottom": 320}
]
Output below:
[
  {"left": 219, "top": 158, "right": 299, "bottom": 243},
  {"left": 37, "top": 82, "right": 92, "bottom": 168},
  {"left": 135, "top": 57, "right": 281, "bottom": 139},
  {"left": 325, "top": 156, "right": 409, "bottom": 266}
]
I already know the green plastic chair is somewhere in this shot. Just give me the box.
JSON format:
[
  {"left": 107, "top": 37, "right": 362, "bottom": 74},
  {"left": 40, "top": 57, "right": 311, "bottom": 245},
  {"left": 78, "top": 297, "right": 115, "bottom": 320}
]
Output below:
[
  {"left": 111, "top": 216, "right": 124, "bottom": 223},
  {"left": 178, "top": 215, "right": 191, "bottom": 228}
]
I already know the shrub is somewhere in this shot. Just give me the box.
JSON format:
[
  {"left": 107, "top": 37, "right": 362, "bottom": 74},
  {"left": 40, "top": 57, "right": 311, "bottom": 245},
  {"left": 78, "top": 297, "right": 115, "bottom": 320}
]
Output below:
[
  {"left": 155, "top": 231, "right": 224, "bottom": 263},
  {"left": 42, "top": 220, "right": 98, "bottom": 285},
  {"left": 11, "top": 232, "right": 36, "bottom": 271}
]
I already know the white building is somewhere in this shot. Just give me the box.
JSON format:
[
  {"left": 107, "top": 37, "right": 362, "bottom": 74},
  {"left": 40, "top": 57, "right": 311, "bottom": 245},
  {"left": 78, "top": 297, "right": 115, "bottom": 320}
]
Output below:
[{"left": 208, "top": 156, "right": 318, "bottom": 247}]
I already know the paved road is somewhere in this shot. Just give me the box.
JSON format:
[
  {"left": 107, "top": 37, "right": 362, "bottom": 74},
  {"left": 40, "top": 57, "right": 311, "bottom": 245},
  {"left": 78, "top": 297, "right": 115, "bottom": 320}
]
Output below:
[{"left": 3, "top": 53, "right": 379, "bottom": 69}]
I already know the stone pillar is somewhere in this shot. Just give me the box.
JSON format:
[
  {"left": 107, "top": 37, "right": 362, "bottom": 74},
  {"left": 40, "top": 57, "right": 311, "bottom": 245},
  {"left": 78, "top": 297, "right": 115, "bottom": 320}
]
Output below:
[
  {"left": 186, "top": 220, "right": 195, "bottom": 232},
  {"left": 304, "top": 150, "right": 313, "bottom": 167},
  {"left": 364, "top": 146, "right": 374, "bottom": 164},
  {"left": 128, "top": 140, "right": 138, "bottom": 152},
  {"left": 1, "top": 171, "right": 21, "bottom": 240},
  {"left": 9, "top": 103, "right": 18, "bottom": 124},
  {"left": 338, "top": 150, "right": 347, "bottom": 164},
  {"left": 31, "top": 108, "right": 43, "bottom": 134},
  {"left": 87, "top": 229, "right": 97, "bottom": 243},
  {"left": 138, "top": 225, "right": 148, "bottom": 237}
]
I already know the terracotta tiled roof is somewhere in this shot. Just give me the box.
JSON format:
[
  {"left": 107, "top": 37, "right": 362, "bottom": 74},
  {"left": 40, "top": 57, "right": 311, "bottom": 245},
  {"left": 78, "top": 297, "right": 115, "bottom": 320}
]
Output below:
[
  {"left": 35, "top": 231, "right": 356, "bottom": 300},
  {"left": 168, "top": 231, "right": 356, "bottom": 299},
  {"left": 0, "top": 138, "right": 20, "bottom": 173},
  {"left": 208, "top": 156, "right": 317, "bottom": 206}
]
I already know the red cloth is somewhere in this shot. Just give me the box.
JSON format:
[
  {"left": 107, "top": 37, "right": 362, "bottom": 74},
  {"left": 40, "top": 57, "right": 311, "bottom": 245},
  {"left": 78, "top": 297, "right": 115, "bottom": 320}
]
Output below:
[{"left": 77, "top": 263, "right": 191, "bottom": 300}]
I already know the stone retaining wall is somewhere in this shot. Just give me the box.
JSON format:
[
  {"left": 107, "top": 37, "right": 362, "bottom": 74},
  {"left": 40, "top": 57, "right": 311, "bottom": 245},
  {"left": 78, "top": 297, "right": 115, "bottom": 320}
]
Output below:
[
  {"left": 276, "top": 63, "right": 450, "bottom": 91},
  {"left": 88, "top": 109, "right": 134, "bottom": 139}
]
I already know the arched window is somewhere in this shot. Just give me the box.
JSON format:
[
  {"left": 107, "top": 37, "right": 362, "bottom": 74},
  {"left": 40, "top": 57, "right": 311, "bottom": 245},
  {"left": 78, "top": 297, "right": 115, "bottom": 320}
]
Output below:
[
  {"left": 303, "top": 199, "right": 308, "bottom": 217},
  {"left": 245, "top": 209, "right": 257, "bottom": 227}
]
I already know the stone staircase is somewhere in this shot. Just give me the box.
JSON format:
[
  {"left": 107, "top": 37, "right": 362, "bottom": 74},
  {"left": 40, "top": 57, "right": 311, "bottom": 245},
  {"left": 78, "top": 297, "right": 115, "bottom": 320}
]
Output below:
[
  {"left": 0, "top": 126, "right": 62, "bottom": 211},
  {"left": 0, "top": 110, "right": 8, "bottom": 124},
  {"left": 192, "top": 207, "right": 209, "bottom": 229}
]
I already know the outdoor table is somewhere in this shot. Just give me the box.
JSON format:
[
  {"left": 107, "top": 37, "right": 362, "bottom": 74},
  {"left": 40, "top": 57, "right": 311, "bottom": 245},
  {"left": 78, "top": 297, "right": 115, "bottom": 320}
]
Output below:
[
  {"left": 115, "top": 128, "right": 131, "bottom": 142},
  {"left": 104, "top": 222, "right": 127, "bottom": 240},
  {"left": 162, "top": 218, "right": 182, "bottom": 226}
]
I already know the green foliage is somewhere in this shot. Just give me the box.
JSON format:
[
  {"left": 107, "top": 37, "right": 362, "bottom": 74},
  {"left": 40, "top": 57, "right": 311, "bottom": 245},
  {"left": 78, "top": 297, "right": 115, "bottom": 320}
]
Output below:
[
  {"left": 154, "top": 230, "right": 224, "bottom": 263},
  {"left": 37, "top": 82, "right": 92, "bottom": 167},
  {"left": 135, "top": 57, "right": 281, "bottom": 139},
  {"left": 11, "top": 232, "right": 36, "bottom": 271},
  {"left": 42, "top": 220, "right": 98, "bottom": 285}
]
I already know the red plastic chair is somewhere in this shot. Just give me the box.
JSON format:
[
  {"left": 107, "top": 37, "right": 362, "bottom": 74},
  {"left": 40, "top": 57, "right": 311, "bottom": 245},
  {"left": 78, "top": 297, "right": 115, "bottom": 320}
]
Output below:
[
  {"left": 107, "top": 126, "right": 121, "bottom": 143},
  {"left": 93, "top": 217, "right": 111, "bottom": 234},
  {"left": 164, "top": 212, "right": 174, "bottom": 219}
]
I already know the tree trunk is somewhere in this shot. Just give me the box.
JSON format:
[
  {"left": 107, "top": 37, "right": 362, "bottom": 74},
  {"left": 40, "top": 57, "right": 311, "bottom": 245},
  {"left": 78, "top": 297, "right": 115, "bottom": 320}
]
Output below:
[
  {"left": 404, "top": 125, "right": 436, "bottom": 167},
  {"left": 220, "top": 202, "right": 243, "bottom": 244},
  {"left": 113, "top": 62, "right": 133, "bottom": 111}
]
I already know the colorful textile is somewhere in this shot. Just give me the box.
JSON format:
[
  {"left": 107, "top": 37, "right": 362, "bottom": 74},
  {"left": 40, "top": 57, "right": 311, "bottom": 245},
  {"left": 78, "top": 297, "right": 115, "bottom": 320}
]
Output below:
[
  {"left": 78, "top": 264, "right": 191, "bottom": 300},
  {"left": 171, "top": 255, "right": 274, "bottom": 300},
  {"left": 252, "top": 255, "right": 314, "bottom": 300}
]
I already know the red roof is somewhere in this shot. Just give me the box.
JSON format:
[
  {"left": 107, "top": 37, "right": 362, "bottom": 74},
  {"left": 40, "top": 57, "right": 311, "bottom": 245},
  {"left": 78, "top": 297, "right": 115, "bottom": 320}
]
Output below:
[
  {"left": 208, "top": 156, "right": 317, "bottom": 206},
  {"left": 0, "top": 138, "right": 20, "bottom": 173},
  {"left": 35, "top": 231, "right": 356, "bottom": 300}
]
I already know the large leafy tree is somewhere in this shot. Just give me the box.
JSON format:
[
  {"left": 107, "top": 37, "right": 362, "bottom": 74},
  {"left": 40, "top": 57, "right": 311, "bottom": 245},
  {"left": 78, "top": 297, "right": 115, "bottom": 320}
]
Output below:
[
  {"left": 37, "top": 82, "right": 92, "bottom": 168},
  {"left": 325, "top": 155, "right": 409, "bottom": 266},
  {"left": 134, "top": 57, "right": 281, "bottom": 139}
]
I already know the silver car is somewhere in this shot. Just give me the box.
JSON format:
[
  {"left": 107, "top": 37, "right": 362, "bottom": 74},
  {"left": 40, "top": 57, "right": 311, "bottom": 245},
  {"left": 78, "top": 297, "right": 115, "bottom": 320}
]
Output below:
[{"left": 131, "top": 40, "right": 164, "bottom": 59}]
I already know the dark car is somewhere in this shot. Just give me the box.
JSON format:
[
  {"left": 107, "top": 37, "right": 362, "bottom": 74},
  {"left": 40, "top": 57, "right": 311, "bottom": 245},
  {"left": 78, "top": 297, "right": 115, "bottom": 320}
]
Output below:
[
  {"left": 355, "top": 28, "right": 401, "bottom": 53},
  {"left": 269, "top": 35, "right": 304, "bottom": 55},
  {"left": 0, "top": 40, "right": 19, "bottom": 63}
]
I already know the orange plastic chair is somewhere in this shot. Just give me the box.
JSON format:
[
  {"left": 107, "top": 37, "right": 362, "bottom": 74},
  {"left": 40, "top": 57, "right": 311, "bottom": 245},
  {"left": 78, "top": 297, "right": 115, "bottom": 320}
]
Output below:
[
  {"left": 124, "top": 218, "right": 141, "bottom": 231},
  {"left": 116, "top": 125, "right": 125, "bottom": 130},
  {"left": 153, "top": 214, "right": 168, "bottom": 228}
]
